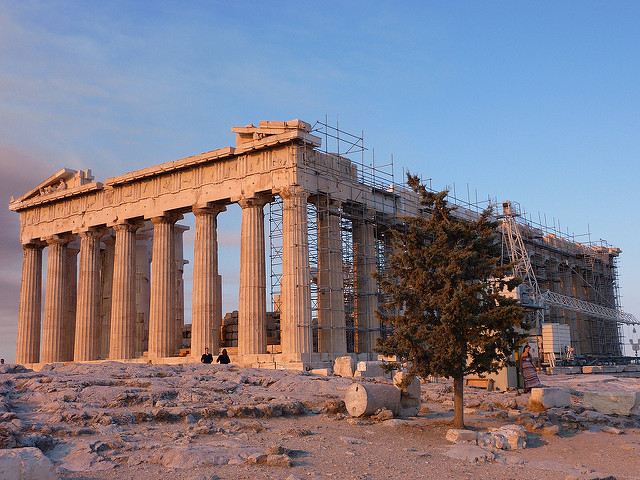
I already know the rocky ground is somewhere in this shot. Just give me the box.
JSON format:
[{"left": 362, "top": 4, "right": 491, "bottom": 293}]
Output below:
[{"left": 0, "top": 362, "right": 639, "bottom": 480}]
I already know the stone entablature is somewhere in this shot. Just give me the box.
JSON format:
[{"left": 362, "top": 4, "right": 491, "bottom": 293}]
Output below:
[{"left": 10, "top": 121, "right": 322, "bottom": 245}]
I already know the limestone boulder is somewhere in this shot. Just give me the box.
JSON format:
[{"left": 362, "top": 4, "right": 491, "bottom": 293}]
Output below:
[
  {"left": 443, "top": 445, "right": 495, "bottom": 463},
  {"left": 0, "top": 447, "right": 58, "bottom": 480},
  {"left": 393, "top": 371, "right": 422, "bottom": 417},
  {"left": 583, "top": 391, "right": 640, "bottom": 416},
  {"left": 479, "top": 424, "right": 527, "bottom": 450},
  {"left": 529, "top": 387, "right": 571, "bottom": 409},
  {"left": 445, "top": 429, "right": 478, "bottom": 444}
]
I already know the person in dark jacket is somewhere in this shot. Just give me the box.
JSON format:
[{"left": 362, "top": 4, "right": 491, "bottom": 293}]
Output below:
[
  {"left": 216, "top": 348, "right": 231, "bottom": 364},
  {"left": 201, "top": 347, "right": 213, "bottom": 364}
]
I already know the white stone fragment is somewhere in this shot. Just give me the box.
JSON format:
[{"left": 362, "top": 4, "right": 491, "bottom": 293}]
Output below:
[
  {"left": 393, "top": 371, "right": 422, "bottom": 417},
  {"left": 333, "top": 356, "right": 355, "bottom": 377},
  {"left": 529, "top": 387, "right": 571, "bottom": 408},
  {"left": 583, "top": 391, "right": 640, "bottom": 416},
  {"left": 445, "top": 428, "right": 478, "bottom": 444},
  {"left": 479, "top": 424, "right": 527, "bottom": 450}
]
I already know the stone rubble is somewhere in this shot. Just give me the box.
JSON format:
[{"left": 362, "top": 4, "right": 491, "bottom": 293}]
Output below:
[{"left": 0, "top": 363, "right": 638, "bottom": 479}]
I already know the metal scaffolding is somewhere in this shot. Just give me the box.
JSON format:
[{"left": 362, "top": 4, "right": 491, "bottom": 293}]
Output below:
[{"left": 264, "top": 118, "right": 631, "bottom": 358}]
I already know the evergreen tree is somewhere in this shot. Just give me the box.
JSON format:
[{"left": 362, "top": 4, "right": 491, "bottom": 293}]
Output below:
[{"left": 376, "top": 174, "right": 526, "bottom": 428}]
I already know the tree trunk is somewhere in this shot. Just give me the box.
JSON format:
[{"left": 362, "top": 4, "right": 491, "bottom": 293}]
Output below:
[{"left": 453, "top": 373, "right": 465, "bottom": 429}]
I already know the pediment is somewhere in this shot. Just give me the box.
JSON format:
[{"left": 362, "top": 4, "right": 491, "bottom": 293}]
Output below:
[{"left": 13, "top": 168, "right": 95, "bottom": 203}]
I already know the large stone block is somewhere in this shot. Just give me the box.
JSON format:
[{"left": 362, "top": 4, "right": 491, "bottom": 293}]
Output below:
[
  {"left": 478, "top": 424, "right": 527, "bottom": 450},
  {"left": 582, "top": 365, "right": 603, "bottom": 374},
  {"left": 583, "top": 391, "right": 640, "bottom": 416},
  {"left": 546, "top": 366, "right": 581, "bottom": 375},
  {"left": 393, "top": 371, "right": 422, "bottom": 417},
  {"left": 333, "top": 356, "right": 355, "bottom": 377},
  {"left": 529, "top": 387, "right": 571, "bottom": 408},
  {"left": 0, "top": 447, "right": 58, "bottom": 480},
  {"left": 354, "top": 361, "right": 389, "bottom": 379},
  {"left": 446, "top": 429, "right": 478, "bottom": 444}
]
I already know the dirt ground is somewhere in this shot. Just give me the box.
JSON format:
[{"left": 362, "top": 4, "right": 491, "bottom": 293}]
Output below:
[{"left": 1, "top": 362, "right": 639, "bottom": 480}]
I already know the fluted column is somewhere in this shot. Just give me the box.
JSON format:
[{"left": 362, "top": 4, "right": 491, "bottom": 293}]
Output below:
[
  {"left": 317, "top": 200, "right": 346, "bottom": 354},
  {"left": 99, "top": 233, "right": 115, "bottom": 359},
  {"left": 42, "top": 235, "right": 71, "bottom": 363},
  {"left": 148, "top": 213, "right": 180, "bottom": 359},
  {"left": 63, "top": 244, "right": 79, "bottom": 361},
  {"left": 353, "top": 217, "right": 379, "bottom": 353},
  {"left": 174, "top": 225, "right": 189, "bottom": 354},
  {"left": 16, "top": 242, "right": 44, "bottom": 364},
  {"left": 110, "top": 222, "right": 139, "bottom": 360},
  {"left": 191, "top": 205, "right": 225, "bottom": 360},
  {"left": 134, "top": 231, "right": 151, "bottom": 356},
  {"left": 280, "top": 187, "right": 312, "bottom": 358},
  {"left": 238, "top": 195, "right": 270, "bottom": 356},
  {"left": 74, "top": 229, "right": 103, "bottom": 361}
]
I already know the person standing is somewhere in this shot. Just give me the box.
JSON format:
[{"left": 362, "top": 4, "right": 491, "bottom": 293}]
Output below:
[
  {"left": 201, "top": 347, "right": 213, "bottom": 364},
  {"left": 216, "top": 348, "right": 230, "bottom": 365},
  {"left": 520, "top": 344, "right": 542, "bottom": 392}
]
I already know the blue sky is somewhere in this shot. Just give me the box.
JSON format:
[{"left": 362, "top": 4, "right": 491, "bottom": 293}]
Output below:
[{"left": 1, "top": 1, "right": 639, "bottom": 361}]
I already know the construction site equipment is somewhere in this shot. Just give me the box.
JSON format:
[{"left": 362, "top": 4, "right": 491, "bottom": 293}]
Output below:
[{"left": 499, "top": 200, "right": 639, "bottom": 357}]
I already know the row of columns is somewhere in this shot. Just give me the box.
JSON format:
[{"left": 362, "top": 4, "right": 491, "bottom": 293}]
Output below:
[
  {"left": 16, "top": 188, "right": 380, "bottom": 365},
  {"left": 16, "top": 213, "right": 194, "bottom": 365}
]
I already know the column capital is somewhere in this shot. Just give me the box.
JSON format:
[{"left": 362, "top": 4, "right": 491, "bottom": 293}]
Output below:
[
  {"left": 150, "top": 212, "right": 183, "bottom": 225},
  {"left": 44, "top": 233, "right": 74, "bottom": 246},
  {"left": 193, "top": 203, "right": 226, "bottom": 217},
  {"left": 76, "top": 226, "right": 107, "bottom": 239},
  {"left": 22, "top": 240, "right": 45, "bottom": 250},
  {"left": 277, "top": 186, "right": 308, "bottom": 201},
  {"left": 238, "top": 192, "right": 272, "bottom": 209},
  {"left": 113, "top": 220, "right": 144, "bottom": 232}
]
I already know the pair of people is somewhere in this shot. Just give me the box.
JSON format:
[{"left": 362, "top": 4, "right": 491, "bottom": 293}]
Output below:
[{"left": 201, "top": 347, "right": 231, "bottom": 365}]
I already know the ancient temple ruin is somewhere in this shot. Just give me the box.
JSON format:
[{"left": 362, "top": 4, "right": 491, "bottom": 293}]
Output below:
[{"left": 9, "top": 119, "right": 630, "bottom": 368}]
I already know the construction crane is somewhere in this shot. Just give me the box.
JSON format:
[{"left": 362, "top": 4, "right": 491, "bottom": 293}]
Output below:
[{"left": 497, "top": 201, "right": 640, "bottom": 331}]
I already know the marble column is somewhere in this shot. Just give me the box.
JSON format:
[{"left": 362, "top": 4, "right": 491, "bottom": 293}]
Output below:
[
  {"left": 99, "top": 233, "right": 115, "bottom": 359},
  {"left": 174, "top": 224, "right": 189, "bottom": 354},
  {"left": 109, "top": 222, "right": 139, "bottom": 360},
  {"left": 238, "top": 195, "right": 270, "bottom": 356},
  {"left": 16, "top": 242, "right": 44, "bottom": 364},
  {"left": 74, "top": 229, "right": 103, "bottom": 361},
  {"left": 42, "top": 235, "right": 71, "bottom": 363},
  {"left": 353, "top": 218, "right": 379, "bottom": 353},
  {"left": 134, "top": 231, "right": 151, "bottom": 356},
  {"left": 191, "top": 205, "right": 225, "bottom": 360},
  {"left": 317, "top": 201, "right": 346, "bottom": 354},
  {"left": 148, "top": 214, "right": 180, "bottom": 359},
  {"left": 63, "top": 244, "right": 79, "bottom": 361},
  {"left": 280, "top": 187, "right": 312, "bottom": 358}
]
